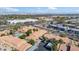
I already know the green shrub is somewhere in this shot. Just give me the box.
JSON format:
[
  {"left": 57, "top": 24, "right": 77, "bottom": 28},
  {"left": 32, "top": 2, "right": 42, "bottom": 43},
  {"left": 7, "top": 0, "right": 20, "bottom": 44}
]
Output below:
[
  {"left": 33, "top": 28, "right": 38, "bottom": 32},
  {"left": 28, "top": 39, "right": 35, "bottom": 45},
  {"left": 25, "top": 29, "right": 32, "bottom": 36},
  {"left": 19, "top": 34, "right": 26, "bottom": 39},
  {"left": 59, "top": 33, "right": 66, "bottom": 37}
]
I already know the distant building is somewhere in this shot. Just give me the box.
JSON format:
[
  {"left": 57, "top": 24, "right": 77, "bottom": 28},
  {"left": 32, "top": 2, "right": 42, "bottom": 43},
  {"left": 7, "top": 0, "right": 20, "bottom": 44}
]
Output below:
[
  {"left": 48, "top": 24, "right": 79, "bottom": 36},
  {"left": 7, "top": 19, "right": 38, "bottom": 24}
]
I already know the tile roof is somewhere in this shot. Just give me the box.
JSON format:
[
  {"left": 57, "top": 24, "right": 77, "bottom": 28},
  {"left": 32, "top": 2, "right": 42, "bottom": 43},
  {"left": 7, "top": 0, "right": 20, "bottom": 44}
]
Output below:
[
  {"left": 0, "top": 35, "right": 32, "bottom": 51},
  {"left": 44, "top": 33, "right": 70, "bottom": 44}
]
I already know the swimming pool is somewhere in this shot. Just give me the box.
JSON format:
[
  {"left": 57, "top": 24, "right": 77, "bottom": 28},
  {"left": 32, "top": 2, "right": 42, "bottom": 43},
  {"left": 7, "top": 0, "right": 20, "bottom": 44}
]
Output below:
[{"left": 15, "top": 32, "right": 24, "bottom": 37}]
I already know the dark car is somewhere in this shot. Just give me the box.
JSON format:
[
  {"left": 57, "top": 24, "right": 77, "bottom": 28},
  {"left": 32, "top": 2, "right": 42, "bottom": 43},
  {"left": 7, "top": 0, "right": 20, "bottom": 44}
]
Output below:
[{"left": 44, "top": 40, "right": 52, "bottom": 50}]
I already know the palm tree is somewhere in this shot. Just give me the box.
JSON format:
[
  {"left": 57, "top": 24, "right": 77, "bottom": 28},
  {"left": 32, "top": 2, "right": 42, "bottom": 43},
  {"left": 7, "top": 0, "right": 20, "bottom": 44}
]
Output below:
[
  {"left": 51, "top": 39, "right": 59, "bottom": 51},
  {"left": 58, "top": 39, "right": 65, "bottom": 51},
  {"left": 41, "top": 35, "right": 47, "bottom": 42}
]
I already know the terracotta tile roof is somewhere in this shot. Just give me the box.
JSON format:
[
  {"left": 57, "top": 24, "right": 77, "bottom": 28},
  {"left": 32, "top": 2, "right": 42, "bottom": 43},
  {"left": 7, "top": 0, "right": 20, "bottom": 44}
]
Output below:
[
  {"left": 0, "top": 30, "right": 10, "bottom": 36},
  {"left": 26, "top": 28, "right": 47, "bottom": 41},
  {"left": 70, "top": 44, "right": 79, "bottom": 51},
  {"left": 44, "top": 33, "right": 70, "bottom": 44},
  {"left": 0, "top": 35, "right": 32, "bottom": 51},
  {"left": 58, "top": 44, "right": 67, "bottom": 51}
]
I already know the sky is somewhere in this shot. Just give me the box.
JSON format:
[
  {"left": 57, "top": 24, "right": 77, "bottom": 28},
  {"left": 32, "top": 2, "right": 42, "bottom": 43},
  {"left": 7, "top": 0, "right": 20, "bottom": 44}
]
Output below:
[{"left": 0, "top": 7, "right": 79, "bottom": 15}]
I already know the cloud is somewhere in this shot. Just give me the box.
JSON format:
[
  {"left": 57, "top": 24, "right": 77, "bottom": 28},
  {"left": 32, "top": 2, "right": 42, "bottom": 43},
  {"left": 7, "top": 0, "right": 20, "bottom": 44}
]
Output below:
[
  {"left": 48, "top": 7, "right": 57, "bottom": 10},
  {"left": 0, "top": 7, "right": 19, "bottom": 12},
  {"left": 5, "top": 7, "right": 19, "bottom": 12},
  {"left": 37, "top": 8, "right": 41, "bottom": 10},
  {"left": 75, "top": 10, "right": 79, "bottom": 12}
]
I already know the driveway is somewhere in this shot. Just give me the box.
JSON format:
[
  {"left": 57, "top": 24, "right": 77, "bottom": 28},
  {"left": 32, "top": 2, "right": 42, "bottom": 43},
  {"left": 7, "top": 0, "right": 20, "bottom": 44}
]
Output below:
[
  {"left": 34, "top": 42, "right": 49, "bottom": 51},
  {"left": 27, "top": 39, "right": 41, "bottom": 51}
]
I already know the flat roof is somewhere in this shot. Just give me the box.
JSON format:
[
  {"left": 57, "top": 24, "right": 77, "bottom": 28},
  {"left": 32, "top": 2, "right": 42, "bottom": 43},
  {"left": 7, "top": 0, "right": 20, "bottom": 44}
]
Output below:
[{"left": 7, "top": 19, "right": 38, "bottom": 23}]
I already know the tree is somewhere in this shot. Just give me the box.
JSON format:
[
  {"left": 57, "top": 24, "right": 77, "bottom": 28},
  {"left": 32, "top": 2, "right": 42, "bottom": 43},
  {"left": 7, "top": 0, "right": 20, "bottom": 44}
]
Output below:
[
  {"left": 0, "top": 20, "right": 7, "bottom": 25},
  {"left": 51, "top": 39, "right": 59, "bottom": 51},
  {"left": 25, "top": 29, "right": 32, "bottom": 36},
  {"left": 54, "top": 16, "right": 65, "bottom": 24},
  {"left": 28, "top": 39, "right": 35, "bottom": 45},
  {"left": 13, "top": 23, "right": 21, "bottom": 30},
  {"left": 58, "top": 39, "right": 65, "bottom": 50},
  {"left": 11, "top": 47, "right": 18, "bottom": 51},
  {"left": 19, "top": 34, "right": 26, "bottom": 39},
  {"left": 52, "top": 43, "right": 58, "bottom": 51},
  {"left": 33, "top": 28, "right": 38, "bottom": 32},
  {"left": 41, "top": 35, "right": 47, "bottom": 42},
  {"left": 59, "top": 32, "right": 67, "bottom": 37},
  {"left": 9, "top": 30, "right": 15, "bottom": 35},
  {"left": 1, "top": 33, "right": 5, "bottom": 36}
]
